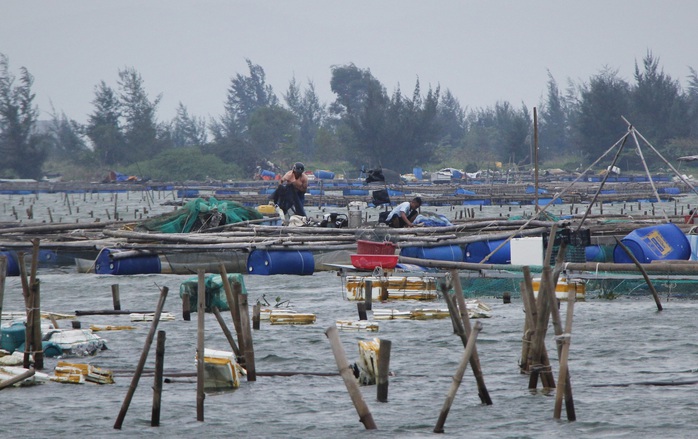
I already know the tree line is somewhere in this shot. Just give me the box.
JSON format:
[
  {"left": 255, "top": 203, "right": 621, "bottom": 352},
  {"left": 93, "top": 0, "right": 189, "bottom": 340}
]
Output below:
[{"left": 1, "top": 52, "right": 697, "bottom": 181}]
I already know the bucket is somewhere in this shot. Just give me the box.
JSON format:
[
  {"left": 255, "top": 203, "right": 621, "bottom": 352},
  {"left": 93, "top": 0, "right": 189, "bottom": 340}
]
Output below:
[
  {"left": 247, "top": 250, "right": 314, "bottom": 275},
  {"left": 348, "top": 211, "right": 362, "bottom": 228},
  {"left": 94, "top": 249, "right": 162, "bottom": 275},
  {"left": 464, "top": 239, "right": 511, "bottom": 264},
  {"left": 613, "top": 223, "right": 691, "bottom": 263},
  {"left": 357, "top": 240, "right": 395, "bottom": 255},
  {"left": 315, "top": 170, "right": 335, "bottom": 180},
  {"left": 0, "top": 250, "right": 20, "bottom": 276}
]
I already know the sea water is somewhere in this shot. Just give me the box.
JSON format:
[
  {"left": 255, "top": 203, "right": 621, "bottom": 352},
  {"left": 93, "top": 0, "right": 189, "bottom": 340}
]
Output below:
[{"left": 1, "top": 192, "right": 698, "bottom": 438}]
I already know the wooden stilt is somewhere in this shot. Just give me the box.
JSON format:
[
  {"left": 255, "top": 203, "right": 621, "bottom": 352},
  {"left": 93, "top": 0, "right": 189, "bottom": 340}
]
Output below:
[
  {"left": 434, "top": 321, "right": 483, "bottom": 433},
  {"left": 114, "top": 286, "right": 169, "bottom": 429},
  {"left": 111, "top": 284, "right": 121, "bottom": 310},
  {"left": 151, "top": 330, "right": 165, "bottom": 427},
  {"left": 376, "top": 339, "right": 391, "bottom": 403},
  {"left": 554, "top": 290, "right": 577, "bottom": 421},
  {"left": 234, "top": 281, "right": 256, "bottom": 381},
  {"left": 324, "top": 326, "right": 377, "bottom": 430},
  {"left": 211, "top": 306, "right": 240, "bottom": 358},
  {"left": 196, "top": 270, "right": 205, "bottom": 422}
]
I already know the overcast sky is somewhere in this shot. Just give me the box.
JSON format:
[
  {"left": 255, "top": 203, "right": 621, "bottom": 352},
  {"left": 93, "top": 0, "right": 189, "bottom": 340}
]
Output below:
[{"left": 2, "top": 1, "right": 696, "bottom": 125}]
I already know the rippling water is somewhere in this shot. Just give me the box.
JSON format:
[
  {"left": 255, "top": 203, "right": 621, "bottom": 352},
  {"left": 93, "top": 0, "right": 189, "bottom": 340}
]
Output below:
[
  {"left": 2, "top": 192, "right": 698, "bottom": 438},
  {"left": 3, "top": 270, "right": 698, "bottom": 438}
]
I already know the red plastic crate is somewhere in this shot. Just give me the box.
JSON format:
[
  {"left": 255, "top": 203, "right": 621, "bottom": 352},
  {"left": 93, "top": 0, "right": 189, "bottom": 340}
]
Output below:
[{"left": 356, "top": 240, "right": 396, "bottom": 255}]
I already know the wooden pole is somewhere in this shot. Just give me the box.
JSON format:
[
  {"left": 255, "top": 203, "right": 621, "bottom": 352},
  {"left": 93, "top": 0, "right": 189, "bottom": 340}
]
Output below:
[
  {"left": 0, "top": 256, "right": 6, "bottom": 334},
  {"left": 235, "top": 280, "right": 256, "bottom": 381},
  {"left": 614, "top": 237, "right": 663, "bottom": 311},
  {"left": 182, "top": 292, "right": 191, "bottom": 321},
  {"left": 111, "top": 284, "right": 121, "bottom": 311},
  {"left": 252, "top": 303, "right": 261, "bottom": 330},
  {"left": 114, "top": 286, "right": 169, "bottom": 430},
  {"left": 196, "top": 269, "right": 205, "bottom": 422},
  {"left": 519, "top": 270, "right": 537, "bottom": 373},
  {"left": 30, "top": 280, "right": 43, "bottom": 370},
  {"left": 211, "top": 306, "right": 241, "bottom": 358},
  {"left": 219, "top": 264, "right": 245, "bottom": 356},
  {"left": 324, "top": 326, "right": 377, "bottom": 430},
  {"left": 554, "top": 290, "right": 577, "bottom": 421},
  {"left": 364, "top": 280, "right": 373, "bottom": 311},
  {"left": 0, "top": 367, "right": 35, "bottom": 391},
  {"left": 434, "top": 321, "right": 483, "bottom": 433},
  {"left": 533, "top": 107, "right": 539, "bottom": 212},
  {"left": 376, "top": 339, "right": 391, "bottom": 403},
  {"left": 151, "top": 330, "right": 165, "bottom": 427},
  {"left": 451, "top": 270, "right": 493, "bottom": 405},
  {"left": 357, "top": 302, "right": 367, "bottom": 321}
]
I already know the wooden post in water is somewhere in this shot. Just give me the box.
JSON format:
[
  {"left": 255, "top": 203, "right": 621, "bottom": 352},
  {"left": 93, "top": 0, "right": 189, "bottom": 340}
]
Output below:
[
  {"left": 211, "top": 306, "right": 240, "bottom": 358},
  {"left": 111, "top": 284, "right": 121, "bottom": 310},
  {"left": 196, "top": 269, "right": 206, "bottom": 421},
  {"left": 376, "top": 339, "right": 391, "bottom": 403},
  {"left": 252, "top": 303, "right": 261, "bottom": 330},
  {"left": 324, "top": 326, "right": 377, "bottom": 430},
  {"left": 114, "top": 286, "right": 169, "bottom": 430},
  {"left": 151, "top": 330, "right": 165, "bottom": 427},
  {"left": 182, "top": 292, "right": 191, "bottom": 321},
  {"left": 235, "top": 280, "right": 256, "bottom": 381},
  {"left": 0, "top": 256, "right": 6, "bottom": 330},
  {"left": 364, "top": 280, "right": 373, "bottom": 311},
  {"left": 357, "top": 302, "right": 367, "bottom": 320},
  {"left": 219, "top": 264, "right": 245, "bottom": 358},
  {"left": 434, "top": 321, "right": 484, "bottom": 433},
  {"left": 554, "top": 290, "right": 577, "bottom": 421},
  {"left": 519, "top": 270, "right": 537, "bottom": 373},
  {"left": 449, "top": 271, "right": 493, "bottom": 405},
  {"left": 30, "top": 280, "right": 43, "bottom": 370}
]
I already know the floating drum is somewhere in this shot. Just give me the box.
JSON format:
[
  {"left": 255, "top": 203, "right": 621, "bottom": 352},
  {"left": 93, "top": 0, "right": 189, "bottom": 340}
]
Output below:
[
  {"left": 613, "top": 223, "right": 691, "bottom": 263},
  {"left": 94, "top": 249, "right": 162, "bottom": 275},
  {"left": 315, "top": 170, "right": 335, "bottom": 180},
  {"left": 464, "top": 239, "right": 511, "bottom": 264},
  {"left": 247, "top": 250, "right": 314, "bottom": 275},
  {"left": 0, "top": 250, "right": 20, "bottom": 276},
  {"left": 585, "top": 245, "right": 614, "bottom": 262},
  {"left": 401, "top": 245, "right": 463, "bottom": 262}
]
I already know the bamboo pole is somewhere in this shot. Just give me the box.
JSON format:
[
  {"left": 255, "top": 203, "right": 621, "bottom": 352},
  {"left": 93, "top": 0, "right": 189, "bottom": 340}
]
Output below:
[
  {"left": 30, "top": 280, "right": 43, "bottom": 370},
  {"left": 0, "top": 367, "right": 35, "bottom": 391},
  {"left": 614, "top": 237, "right": 662, "bottom": 311},
  {"left": 182, "top": 292, "right": 191, "bottom": 321},
  {"left": 219, "top": 264, "right": 245, "bottom": 358},
  {"left": 450, "top": 270, "right": 492, "bottom": 405},
  {"left": 235, "top": 280, "right": 256, "bottom": 381},
  {"left": 211, "top": 306, "right": 241, "bottom": 358},
  {"left": 519, "top": 268, "right": 537, "bottom": 373},
  {"left": 433, "top": 321, "right": 483, "bottom": 433},
  {"left": 0, "top": 256, "right": 6, "bottom": 331},
  {"left": 114, "top": 286, "right": 169, "bottom": 430},
  {"left": 196, "top": 269, "right": 205, "bottom": 422},
  {"left": 151, "top": 330, "right": 165, "bottom": 427},
  {"left": 324, "top": 326, "right": 377, "bottom": 430},
  {"left": 554, "top": 290, "right": 577, "bottom": 421}
]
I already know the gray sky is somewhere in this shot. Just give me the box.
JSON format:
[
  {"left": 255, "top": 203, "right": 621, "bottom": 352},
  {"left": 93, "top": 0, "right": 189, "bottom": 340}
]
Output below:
[{"left": 2, "top": 1, "right": 696, "bottom": 124}]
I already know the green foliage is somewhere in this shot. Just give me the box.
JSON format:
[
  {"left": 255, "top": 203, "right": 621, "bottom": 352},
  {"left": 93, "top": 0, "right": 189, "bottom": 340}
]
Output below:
[
  {"left": 0, "top": 54, "right": 47, "bottom": 179},
  {"left": 123, "top": 147, "right": 244, "bottom": 181}
]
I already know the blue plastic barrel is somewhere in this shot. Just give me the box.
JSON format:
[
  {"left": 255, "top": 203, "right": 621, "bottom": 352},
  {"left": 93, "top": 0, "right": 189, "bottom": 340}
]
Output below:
[
  {"left": 585, "top": 245, "right": 614, "bottom": 262},
  {"left": 94, "top": 249, "right": 162, "bottom": 275},
  {"left": 413, "top": 167, "right": 423, "bottom": 180},
  {"left": 247, "top": 250, "right": 314, "bottom": 275},
  {"left": 177, "top": 189, "right": 199, "bottom": 198},
  {"left": 613, "top": 223, "right": 691, "bottom": 263},
  {"left": 315, "top": 170, "right": 335, "bottom": 180},
  {"left": 1, "top": 250, "right": 19, "bottom": 276},
  {"left": 464, "top": 239, "right": 511, "bottom": 264},
  {"left": 400, "top": 245, "right": 462, "bottom": 262},
  {"left": 454, "top": 188, "right": 476, "bottom": 195},
  {"left": 343, "top": 189, "right": 369, "bottom": 196},
  {"left": 260, "top": 169, "right": 276, "bottom": 179}
]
